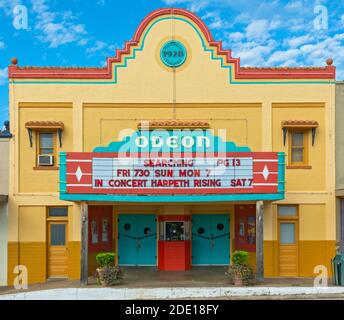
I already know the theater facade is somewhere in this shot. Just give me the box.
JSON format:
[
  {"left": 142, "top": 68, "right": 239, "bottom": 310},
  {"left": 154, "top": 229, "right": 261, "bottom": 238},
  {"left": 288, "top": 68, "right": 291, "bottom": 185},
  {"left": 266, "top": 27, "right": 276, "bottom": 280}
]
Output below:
[{"left": 6, "top": 8, "right": 337, "bottom": 285}]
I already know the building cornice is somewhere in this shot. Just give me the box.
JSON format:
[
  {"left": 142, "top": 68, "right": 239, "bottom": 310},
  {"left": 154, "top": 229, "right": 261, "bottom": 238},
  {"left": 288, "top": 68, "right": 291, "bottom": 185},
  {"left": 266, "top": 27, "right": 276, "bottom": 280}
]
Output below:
[{"left": 8, "top": 8, "right": 336, "bottom": 80}]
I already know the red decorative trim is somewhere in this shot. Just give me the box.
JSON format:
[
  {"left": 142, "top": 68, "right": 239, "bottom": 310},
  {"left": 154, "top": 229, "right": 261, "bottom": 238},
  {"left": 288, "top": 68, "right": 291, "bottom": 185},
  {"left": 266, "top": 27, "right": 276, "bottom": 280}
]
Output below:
[
  {"left": 25, "top": 121, "right": 64, "bottom": 130},
  {"left": 281, "top": 120, "right": 319, "bottom": 128},
  {"left": 8, "top": 8, "right": 336, "bottom": 80}
]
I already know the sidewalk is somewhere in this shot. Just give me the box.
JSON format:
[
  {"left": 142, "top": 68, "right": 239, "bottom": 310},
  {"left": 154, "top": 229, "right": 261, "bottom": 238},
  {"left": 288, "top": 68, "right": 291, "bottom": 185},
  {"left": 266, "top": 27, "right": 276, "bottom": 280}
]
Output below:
[
  {"left": 1, "top": 267, "right": 342, "bottom": 300},
  {"left": 1, "top": 286, "right": 344, "bottom": 300}
]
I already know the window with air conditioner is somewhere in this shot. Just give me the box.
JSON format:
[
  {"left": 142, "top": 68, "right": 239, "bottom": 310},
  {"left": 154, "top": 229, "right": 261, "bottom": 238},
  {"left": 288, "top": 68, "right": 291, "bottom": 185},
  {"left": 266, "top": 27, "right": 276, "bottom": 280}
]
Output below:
[{"left": 37, "top": 132, "right": 55, "bottom": 167}]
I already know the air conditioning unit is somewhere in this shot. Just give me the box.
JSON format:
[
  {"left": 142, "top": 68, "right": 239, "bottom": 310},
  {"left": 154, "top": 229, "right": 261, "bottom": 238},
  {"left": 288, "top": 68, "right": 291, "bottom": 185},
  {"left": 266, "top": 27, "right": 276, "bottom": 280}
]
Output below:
[{"left": 38, "top": 155, "right": 54, "bottom": 166}]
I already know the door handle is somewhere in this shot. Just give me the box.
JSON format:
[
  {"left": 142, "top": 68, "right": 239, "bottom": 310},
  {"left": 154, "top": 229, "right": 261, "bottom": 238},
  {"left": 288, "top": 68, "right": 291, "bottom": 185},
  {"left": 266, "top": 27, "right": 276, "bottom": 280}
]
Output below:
[
  {"left": 137, "top": 239, "right": 141, "bottom": 249},
  {"left": 211, "top": 234, "right": 215, "bottom": 248}
]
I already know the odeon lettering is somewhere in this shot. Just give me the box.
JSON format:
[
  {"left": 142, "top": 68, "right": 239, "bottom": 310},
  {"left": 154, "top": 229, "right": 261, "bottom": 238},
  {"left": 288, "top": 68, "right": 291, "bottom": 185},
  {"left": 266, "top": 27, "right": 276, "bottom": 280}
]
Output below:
[{"left": 135, "top": 135, "right": 210, "bottom": 148}]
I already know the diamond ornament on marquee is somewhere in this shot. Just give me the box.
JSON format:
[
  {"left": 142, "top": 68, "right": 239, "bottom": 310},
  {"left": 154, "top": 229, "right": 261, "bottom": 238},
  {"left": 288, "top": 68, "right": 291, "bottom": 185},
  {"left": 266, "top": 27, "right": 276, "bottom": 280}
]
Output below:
[
  {"left": 262, "top": 165, "right": 270, "bottom": 181},
  {"left": 76, "top": 166, "right": 83, "bottom": 182}
]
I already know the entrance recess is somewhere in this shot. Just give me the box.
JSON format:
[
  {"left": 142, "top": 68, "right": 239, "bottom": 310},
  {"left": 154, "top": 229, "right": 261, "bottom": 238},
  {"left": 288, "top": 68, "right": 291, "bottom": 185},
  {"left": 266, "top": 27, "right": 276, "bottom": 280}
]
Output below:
[
  {"left": 118, "top": 214, "right": 157, "bottom": 266},
  {"left": 47, "top": 221, "right": 68, "bottom": 278},
  {"left": 192, "top": 214, "right": 230, "bottom": 265}
]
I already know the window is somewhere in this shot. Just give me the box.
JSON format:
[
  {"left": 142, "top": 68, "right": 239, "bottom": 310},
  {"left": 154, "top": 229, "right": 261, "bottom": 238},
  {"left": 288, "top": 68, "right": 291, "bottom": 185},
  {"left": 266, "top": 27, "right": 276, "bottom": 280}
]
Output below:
[
  {"left": 289, "top": 130, "right": 308, "bottom": 166},
  {"left": 166, "top": 222, "right": 185, "bottom": 241},
  {"left": 280, "top": 223, "right": 296, "bottom": 244},
  {"left": 36, "top": 131, "right": 57, "bottom": 168},
  {"left": 39, "top": 132, "right": 54, "bottom": 155},
  {"left": 159, "top": 220, "right": 190, "bottom": 241},
  {"left": 48, "top": 207, "right": 68, "bottom": 217},
  {"left": 278, "top": 205, "right": 298, "bottom": 219},
  {"left": 50, "top": 224, "right": 66, "bottom": 246}
]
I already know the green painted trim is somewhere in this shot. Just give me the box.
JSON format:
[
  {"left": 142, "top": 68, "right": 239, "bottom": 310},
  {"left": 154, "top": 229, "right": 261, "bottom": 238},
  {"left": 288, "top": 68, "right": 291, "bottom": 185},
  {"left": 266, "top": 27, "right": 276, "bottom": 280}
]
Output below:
[
  {"left": 60, "top": 193, "right": 285, "bottom": 203},
  {"left": 59, "top": 152, "right": 67, "bottom": 194},
  {"left": 11, "top": 17, "right": 335, "bottom": 86},
  {"left": 278, "top": 152, "right": 286, "bottom": 194}
]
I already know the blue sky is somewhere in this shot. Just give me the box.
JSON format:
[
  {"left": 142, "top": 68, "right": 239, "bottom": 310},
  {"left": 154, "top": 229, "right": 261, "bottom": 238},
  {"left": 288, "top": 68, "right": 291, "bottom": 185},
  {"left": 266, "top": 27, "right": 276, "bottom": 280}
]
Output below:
[{"left": 0, "top": 0, "right": 343, "bottom": 126}]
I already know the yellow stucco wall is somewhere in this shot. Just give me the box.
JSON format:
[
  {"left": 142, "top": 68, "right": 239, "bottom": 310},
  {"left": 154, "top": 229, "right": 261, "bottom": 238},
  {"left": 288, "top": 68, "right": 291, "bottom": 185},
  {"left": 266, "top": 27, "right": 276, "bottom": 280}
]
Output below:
[
  {"left": 18, "top": 105, "right": 73, "bottom": 193},
  {"left": 7, "top": 11, "right": 336, "bottom": 284}
]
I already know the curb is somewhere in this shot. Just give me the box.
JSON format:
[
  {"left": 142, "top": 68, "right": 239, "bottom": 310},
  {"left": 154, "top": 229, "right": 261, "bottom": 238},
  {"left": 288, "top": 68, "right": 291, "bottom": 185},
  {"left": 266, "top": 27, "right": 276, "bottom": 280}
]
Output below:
[{"left": 1, "top": 286, "right": 344, "bottom": 300}]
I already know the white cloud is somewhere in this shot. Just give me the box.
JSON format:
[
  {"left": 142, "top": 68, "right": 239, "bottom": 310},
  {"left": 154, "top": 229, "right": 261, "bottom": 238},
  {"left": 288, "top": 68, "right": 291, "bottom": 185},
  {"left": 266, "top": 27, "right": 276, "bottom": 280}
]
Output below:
[
  {"left": 161, "top": 0, "right": 209, "bottom": 12},
  {"left": 245, "top": 20, "right": 270, "bottom": 40},
  {"left": 86, "top": 40, "right": 117, "bottom": 58},
  {"left": 31, "top": 0, "right": 88, "bottom": 48},
  {"left": 0, "top": 0, "right": 21, "bottom": 16},
  {"left": 202, "top": 11, "right": 230, "bottom": 30},
  {"left": 300, "top": 33, "right": 344, "bottom": 66},
  {"left": 267, "top": 49, "right": 300, "bottom": 64},
  {"left": 284, "top": 0, "right": 303, "bottom": 11},
  {"left": 284, "top": 35, "right": 313, "bottom": 48},
  {"left": 0, "top": 67, "right": 8, "bottom": 86},
  {"left": 285, "top": 18, "right": 307, "bottom": 32},
  {"left": 230, "top": 39, "right": 277, "bottom": 66},
  {"left": 227, "top": 32, "right": 244, "bottom": 42},
  {"left": 236, "top": 45, "right": 272, "bottom": 66},
  {"left": 86, "top": 40, "right": 107, "bottom": 55}
]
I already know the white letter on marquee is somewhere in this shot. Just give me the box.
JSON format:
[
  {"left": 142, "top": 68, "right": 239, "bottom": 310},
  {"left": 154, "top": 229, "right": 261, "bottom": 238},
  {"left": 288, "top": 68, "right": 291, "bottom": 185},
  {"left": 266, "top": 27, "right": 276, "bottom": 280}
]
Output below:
[
  {"left": 166, "top": 136, "right": 178, "bottom": 148},
  {"left": 151, "top": 136, "right": 163, "bottom": 148},
  {"left": 181, "top": 136, "right": 194, "bottom": 148},
  {"left": 197, "top": 136, "right": 210, "bottom": 148},
  {"left": 135, "top": 136, "right": 148, "bottom": 148}
]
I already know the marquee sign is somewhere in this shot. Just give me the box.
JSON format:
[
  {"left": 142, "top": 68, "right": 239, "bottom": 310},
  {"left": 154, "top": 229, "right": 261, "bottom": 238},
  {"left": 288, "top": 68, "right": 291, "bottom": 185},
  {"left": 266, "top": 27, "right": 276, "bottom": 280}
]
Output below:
[{"left": 60, "top": 131, "right": 285, "bottom": 202}]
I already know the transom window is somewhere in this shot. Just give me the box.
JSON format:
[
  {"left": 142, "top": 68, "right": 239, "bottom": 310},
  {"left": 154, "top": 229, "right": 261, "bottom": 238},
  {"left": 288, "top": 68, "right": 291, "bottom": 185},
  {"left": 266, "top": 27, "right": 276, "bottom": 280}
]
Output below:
[
  {"left": 48, "top": 207, "right": 68, "bottom": 217},
  {"left": 278, "top": 206, "right": 298, "bottom": 218}
]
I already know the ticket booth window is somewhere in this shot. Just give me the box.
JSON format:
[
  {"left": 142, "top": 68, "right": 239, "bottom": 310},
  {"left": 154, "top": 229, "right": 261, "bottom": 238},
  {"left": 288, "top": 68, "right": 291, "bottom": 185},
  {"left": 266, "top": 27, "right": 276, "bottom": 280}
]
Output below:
[{"left": 159, "top": 221, "right": 190, "bottom": 241}]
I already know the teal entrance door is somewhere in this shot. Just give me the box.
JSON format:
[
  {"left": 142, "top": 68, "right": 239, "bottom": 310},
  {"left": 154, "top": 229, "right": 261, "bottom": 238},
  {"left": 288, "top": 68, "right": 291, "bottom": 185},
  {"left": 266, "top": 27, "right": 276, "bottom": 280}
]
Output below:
[
  {"left": 192, "top": 214, "right": 230, "bottom": 265},
  {"left": 118, "top": 214, "right": 157, "bottom": 266}
]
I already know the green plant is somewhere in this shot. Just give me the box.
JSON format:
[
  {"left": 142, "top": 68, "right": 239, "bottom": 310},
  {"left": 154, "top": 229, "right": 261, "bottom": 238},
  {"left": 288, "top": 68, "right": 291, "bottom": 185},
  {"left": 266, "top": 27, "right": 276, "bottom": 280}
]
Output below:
[
  {"left": 232, "top": 250, "right": 249, "bottom": 266},
  {"left": 225, "top": 250, "right": 255, "bottom": 286},
  {"left": 96, "top": 252, "right": 116, "bottom": 268},
  {"left": 97, "top": 266, "right": 124, "bottom": 286}
]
